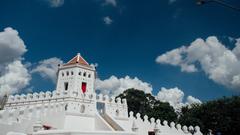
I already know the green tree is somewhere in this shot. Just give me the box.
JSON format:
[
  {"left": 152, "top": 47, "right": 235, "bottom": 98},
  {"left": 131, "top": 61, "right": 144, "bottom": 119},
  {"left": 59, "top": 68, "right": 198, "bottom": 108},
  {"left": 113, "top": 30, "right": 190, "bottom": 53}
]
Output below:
[
  {"left": 148, "top": 100, "right": 177, "bottom": 122},
  {"left": 117, "top": 88, "right": 177, "bottom": 122},
  {"left": 178, "top": 96, "right": 240, "bottom": 135}
]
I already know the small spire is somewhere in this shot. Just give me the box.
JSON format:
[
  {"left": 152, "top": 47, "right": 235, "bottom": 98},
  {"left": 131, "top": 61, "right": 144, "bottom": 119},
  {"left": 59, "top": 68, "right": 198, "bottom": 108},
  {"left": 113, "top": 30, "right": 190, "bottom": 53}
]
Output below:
[{"left": 77, "top": 53, "right": 80, "bottom": 62}]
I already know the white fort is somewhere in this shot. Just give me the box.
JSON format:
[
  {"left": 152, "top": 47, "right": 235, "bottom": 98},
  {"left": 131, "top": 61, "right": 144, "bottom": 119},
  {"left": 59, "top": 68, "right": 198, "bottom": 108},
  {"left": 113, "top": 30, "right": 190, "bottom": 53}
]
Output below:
[{"left": 0, "top": 53, "right": 203, "bottom": 135}]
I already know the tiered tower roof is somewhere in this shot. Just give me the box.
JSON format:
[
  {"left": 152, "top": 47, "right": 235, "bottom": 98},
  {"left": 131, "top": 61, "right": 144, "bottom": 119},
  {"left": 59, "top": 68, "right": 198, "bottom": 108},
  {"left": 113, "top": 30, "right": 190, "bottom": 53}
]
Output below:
[{"left": 63, "top": 53, "right": 90, "bottom": 67}]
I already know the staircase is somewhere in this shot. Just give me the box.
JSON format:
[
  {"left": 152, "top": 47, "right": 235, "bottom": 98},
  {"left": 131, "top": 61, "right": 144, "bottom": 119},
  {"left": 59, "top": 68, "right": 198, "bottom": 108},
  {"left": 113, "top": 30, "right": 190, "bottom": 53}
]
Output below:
[{"left": 99, "top": 113, "right": 124, "bottom": 131}]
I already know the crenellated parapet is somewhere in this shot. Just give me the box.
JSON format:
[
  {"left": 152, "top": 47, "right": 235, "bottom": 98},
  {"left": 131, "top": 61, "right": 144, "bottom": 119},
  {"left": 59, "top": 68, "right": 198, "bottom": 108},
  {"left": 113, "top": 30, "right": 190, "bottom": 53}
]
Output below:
[
  {"left": 96, "top": 94, "right": 128, "bottom": 119},
  {"left": 6, "top": 91, "right": 61, "bottom": 109},
  {"left": 0, "top": 102, "right": 66, "bottom": 135},
  {"left": 5, "top": 90, "right": 97, "bottom": 110},
  {"left": 96, "top": 94, "right": 127, "bottom": 105},
  {"left": 128, "top": 111, "right": 203, "bottom": 135}
]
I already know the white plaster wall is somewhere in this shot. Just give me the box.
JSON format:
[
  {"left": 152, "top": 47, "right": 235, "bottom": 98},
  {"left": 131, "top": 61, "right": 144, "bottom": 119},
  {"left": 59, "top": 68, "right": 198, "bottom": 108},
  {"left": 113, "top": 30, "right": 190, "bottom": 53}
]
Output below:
[
  {"left": 64, "top": 115, "right": 95, "bottom": 131},
  {"left": 123, "top": 112, "right": 203, "bottom": 135},
  {"left": 0, "top": 102, "right": 66, "bottom": 134},
  {"left": 56, "top": 65, "right": 95, "bottom": 95},
  {"left": 56, "top": 68, "right": 76, "bottom": 94}
]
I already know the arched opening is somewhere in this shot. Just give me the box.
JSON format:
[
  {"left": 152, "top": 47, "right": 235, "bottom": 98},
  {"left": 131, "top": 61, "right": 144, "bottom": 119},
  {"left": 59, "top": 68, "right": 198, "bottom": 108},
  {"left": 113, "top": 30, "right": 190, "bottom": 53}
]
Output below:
[
  {"left": 66, "top": 71, "right": 69, "bottom": 76},
  {"left": 80, "top": 105, "right": 85, "bottom": 113},
  {"left": 65, "top": 104, "right": 68, "bottom": 111},
  {"left": 64, "top": 82, "right": 69, "bottom": 90},
  {"left": 81, "top": 82, "right": 87, "bottom": 93}
]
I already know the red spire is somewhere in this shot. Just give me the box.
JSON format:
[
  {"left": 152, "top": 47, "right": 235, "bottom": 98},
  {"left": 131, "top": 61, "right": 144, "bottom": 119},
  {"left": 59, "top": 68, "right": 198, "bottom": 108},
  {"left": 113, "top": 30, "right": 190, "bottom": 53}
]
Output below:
[{"left": 64, "top": 53, "right": 89, "bottom": 66}]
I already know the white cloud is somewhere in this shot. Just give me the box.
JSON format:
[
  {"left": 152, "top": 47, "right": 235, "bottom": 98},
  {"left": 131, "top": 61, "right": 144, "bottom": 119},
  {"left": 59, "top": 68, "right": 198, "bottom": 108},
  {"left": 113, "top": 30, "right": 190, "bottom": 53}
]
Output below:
[
  {"left": 0, "top": 60, "right": 31, "bottom": 96},
  {"left": 31, "top": 57, "right": 63, "bottom": 83},
  {"left": 156, "top": 36, "right": 240, "bottom": 90},
  {"left": 0, "top": 27, "right": 27, "bottom": 64},
  {"left": 46, "top": 0, "right": 64, "bottom": 8},
  {"left": 186, "top": 95, "right": 202, "bottom": 105},
  {"left": 233, "top": 38, "right": 240, "bottom": 59},
  {"left": 0, "top": 27, "right": 62, "bottom": 96},
  {"left": 0, "top": 27, "right": 31, "bottom": 96},
  {"left": 156, "top": 87, "right": 184, "bottom": 109},
  {"left": 156, "top": 87, "right": 201, "bottom": 111},
  {"left": 95, "top": 75, "right": 152, "bottom": 96},
  {"left": 103, "top": 16, "right": 113, "bottom": 25},
  {"left": 103, "top": 0, "right": 117, "bottom": 7},
  {"left": 156, "top": 46, "right": 197, "bottom": 72}
]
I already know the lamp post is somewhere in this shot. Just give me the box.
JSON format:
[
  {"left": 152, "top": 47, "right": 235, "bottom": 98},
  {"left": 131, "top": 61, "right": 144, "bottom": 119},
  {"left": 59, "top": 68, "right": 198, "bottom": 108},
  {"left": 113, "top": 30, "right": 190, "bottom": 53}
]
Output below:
[{"left": 196, "top": 0, "right": 240, "bottom": 12}]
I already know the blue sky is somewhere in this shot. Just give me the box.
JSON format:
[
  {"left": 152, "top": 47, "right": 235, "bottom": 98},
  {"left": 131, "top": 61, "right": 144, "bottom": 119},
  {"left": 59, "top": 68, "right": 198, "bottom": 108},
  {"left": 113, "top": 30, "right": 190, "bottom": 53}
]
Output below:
[{"left": 0, "top": 0, "right": 240, "bottom": 104}]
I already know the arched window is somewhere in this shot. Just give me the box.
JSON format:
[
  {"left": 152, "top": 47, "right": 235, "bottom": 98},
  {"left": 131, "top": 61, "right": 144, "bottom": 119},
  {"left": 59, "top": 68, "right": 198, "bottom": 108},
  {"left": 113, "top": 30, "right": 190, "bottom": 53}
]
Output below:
[
  {"left": 78, "top": 72, "right": 81, "bottom": 76},
  {"left": 83, "top": 72, "right": 86, "bottom": 77},
  {"left": 88, "top": 74, "right": 91, "bottom": 78},
  {"left": 80, "top": 105, "right": 85, "bottom": 113},
  {"left": 71, "top": 71, "right": 74, "bottom": 75},
  {"left": 65, "top": 104, "right": 68, "bottom": 111},
  {"left": 62, "top": 72, "right": 64, "bottom": 77},
  {"left": 66, "top": 71, "right": 69, "bottom": 76},
  {"left": 64, "top": 82, "right": 69, "bottom": 90},
  {"left": 81, "top": 82, "right": 87, "bottom": 93}
]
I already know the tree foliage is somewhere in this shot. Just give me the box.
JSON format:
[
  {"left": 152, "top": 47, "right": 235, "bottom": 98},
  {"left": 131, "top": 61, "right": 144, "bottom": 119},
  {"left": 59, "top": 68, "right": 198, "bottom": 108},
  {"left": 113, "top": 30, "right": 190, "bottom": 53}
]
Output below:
[
  {"left": 178, "top": 96, "right": 240, "bottom": 135},
  {"left": 117, "top": 88, "right": 178, "bottom": 122},
  {"left": 117, "top": 89, "right": 240, "bottom": 135}
]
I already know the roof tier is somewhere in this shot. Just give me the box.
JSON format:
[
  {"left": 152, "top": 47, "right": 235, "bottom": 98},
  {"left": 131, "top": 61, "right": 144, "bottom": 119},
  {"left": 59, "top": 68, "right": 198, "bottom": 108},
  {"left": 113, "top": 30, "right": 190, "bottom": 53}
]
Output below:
[{"left": 63, "top": 53, "right": 90, "bottom": 67}]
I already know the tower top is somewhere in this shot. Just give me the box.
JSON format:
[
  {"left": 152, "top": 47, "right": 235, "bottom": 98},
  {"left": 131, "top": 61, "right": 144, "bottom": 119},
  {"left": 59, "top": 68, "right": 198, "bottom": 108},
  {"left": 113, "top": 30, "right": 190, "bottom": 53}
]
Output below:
[{"left": 63, "top": 53, "right": 90, "bottom": 67}]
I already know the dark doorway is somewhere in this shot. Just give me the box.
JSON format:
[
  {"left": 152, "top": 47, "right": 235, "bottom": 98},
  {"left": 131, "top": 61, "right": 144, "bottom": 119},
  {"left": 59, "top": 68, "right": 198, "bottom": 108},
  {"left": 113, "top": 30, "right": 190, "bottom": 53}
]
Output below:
[{"left": 148, "top": 131, "right": 155, "bottom": 135}]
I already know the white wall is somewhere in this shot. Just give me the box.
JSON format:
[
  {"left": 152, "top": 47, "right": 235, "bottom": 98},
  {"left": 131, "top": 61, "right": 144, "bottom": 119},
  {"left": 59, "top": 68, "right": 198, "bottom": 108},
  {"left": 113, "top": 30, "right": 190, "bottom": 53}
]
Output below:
[
  {"left": 64, "top": 115, "right": 95, "bottom": 131},
  {"left": 56, "top": 65, "right": 95, "bottom": 95}
]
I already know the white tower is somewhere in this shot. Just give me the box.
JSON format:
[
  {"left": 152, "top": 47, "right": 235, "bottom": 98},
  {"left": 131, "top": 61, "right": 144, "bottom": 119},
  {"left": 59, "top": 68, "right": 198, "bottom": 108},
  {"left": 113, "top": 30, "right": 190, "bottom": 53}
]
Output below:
[{"left": 56, "top": 53, "right": 96, "bottom": 96}]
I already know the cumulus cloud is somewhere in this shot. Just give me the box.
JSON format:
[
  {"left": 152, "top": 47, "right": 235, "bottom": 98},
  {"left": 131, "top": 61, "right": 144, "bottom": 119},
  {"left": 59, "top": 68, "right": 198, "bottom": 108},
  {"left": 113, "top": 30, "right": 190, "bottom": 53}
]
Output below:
[
  {"left": 95, "top": 75, "right": 152, "bottom": 96},
  {"left": 0, "top": 61, "right": 31, "bottom": 96},
  {"left": 186, "top": 95, "right": 202, "bottom": 105},
  {"left": 0, "top": 27, "right": 27, "bottom": 64},
  {"left": 156, "top": 36, "right": 240, "bottom": 90},
  {"left": 156, "top": 46, "right": 197, "bottom": 72},
  {"left": 233, "top": 38, "right": 240, "bottom": 59},
  {"left": 156, "top": 87, "right": 201, "bottom": 111},
  {"left": 103, "top": 0, "right": 117, "bottom": 7},
  {"left": 31, "top": 57, "right": 63, "bottom": 83},
  {"left": 0, "top": 27, "right": 31, "bottom": 96},
  {"left": 46, "top": 0, "right": 64, "bottom": 8},
  {"left": 0, "top": 27, "right": 63, "bottom": 96},
  {"left": 103, "top": 16, "right": 113, "bottom": 25}
]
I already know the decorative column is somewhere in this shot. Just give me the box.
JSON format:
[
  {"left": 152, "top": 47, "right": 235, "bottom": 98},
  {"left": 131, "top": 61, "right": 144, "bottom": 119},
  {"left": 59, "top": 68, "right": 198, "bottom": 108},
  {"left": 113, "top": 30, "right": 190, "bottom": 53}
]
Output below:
[
  {"left": 132, "top": 120, "right": 139, "bottom": 132},
  {"left": 154, "top": 119, "right": 161, "bottom": 135}
]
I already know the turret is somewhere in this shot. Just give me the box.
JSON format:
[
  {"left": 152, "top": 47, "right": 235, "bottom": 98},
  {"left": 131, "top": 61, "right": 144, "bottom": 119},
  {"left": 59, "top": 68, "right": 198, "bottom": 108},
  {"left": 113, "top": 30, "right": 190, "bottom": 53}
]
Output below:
[{"left": 56, "top": 53, "right": 96, "bottom": 96}]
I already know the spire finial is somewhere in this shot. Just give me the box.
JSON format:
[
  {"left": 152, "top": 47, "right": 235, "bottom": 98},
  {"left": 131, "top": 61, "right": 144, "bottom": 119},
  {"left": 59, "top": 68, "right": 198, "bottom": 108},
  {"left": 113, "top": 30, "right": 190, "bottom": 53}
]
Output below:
[{"left": 76, "top": 53, "right": 80, "bottom": 62}]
